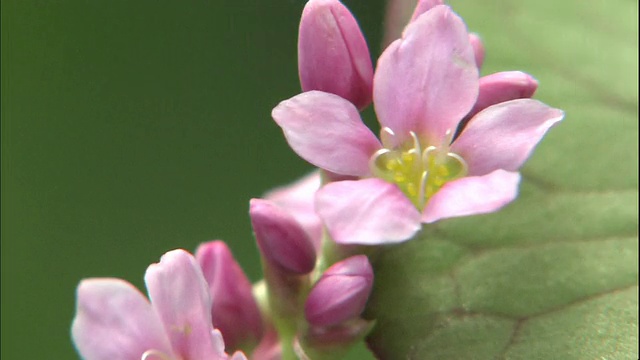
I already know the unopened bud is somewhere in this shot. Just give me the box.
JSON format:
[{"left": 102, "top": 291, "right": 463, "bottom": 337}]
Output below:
[
  {"left": 469, "top": 71, "right": 538, "bottom": 119},
  {"left": 298, "top": 0, "right": 373, "bottom": 109},
  {"left": 468, "top": 33, "right": 485, "bottom": 69},
  {"left": 195, "top": 241, "right": 263, "bottom": 351},
  {"left": 305, "top": 255, "right": 373, "bottom": 327},
  {"left": 264, "top": 171, "right": 323, "bottom": 251},
  {"left": 250, "top": 199, "right": 317, "bottom": 275}
]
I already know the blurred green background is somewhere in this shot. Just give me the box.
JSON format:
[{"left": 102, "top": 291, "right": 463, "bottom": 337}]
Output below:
[{"left": 2, "top": 1, "right": 386, "bottom": 358}]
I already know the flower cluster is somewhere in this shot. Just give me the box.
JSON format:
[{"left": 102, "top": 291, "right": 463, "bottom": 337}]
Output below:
[
  {"left": 274, "top": 0, "right": 564, "bottom": 245},
  {"left": 71, "top": 0, "right": 563, "bottom": 359}
]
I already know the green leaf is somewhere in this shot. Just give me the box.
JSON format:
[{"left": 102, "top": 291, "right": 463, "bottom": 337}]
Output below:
[{"left": 365, "top": 0, "right": 638, "bottom": 358}]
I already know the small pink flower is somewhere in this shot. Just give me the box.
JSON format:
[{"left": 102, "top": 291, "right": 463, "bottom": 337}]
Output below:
[
  {"left": 272, "top": 5, "right": 564, "bottom": 245},
  {"left": 71, "top": 250, "right": 247, "bottom": 360}
]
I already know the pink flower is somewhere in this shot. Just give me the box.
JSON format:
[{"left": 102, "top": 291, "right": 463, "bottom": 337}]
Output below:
[
  {"left": 71, "top": 250, "right": 247, "bottom": 360},
  {"left": 272, "top": 5, "right": 564, "bottom": 245}
]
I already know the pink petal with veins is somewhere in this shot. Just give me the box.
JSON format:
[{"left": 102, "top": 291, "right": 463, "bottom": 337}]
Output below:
[
  {"left": 272, "top": 91, "right": 381, "bottom": 176},
  {"left": 145, "top": 250, "right": 226, "bottom": 360},
  {"left": 374, "top": 5, "right": 478, "bottom": 146},
  {"left": 422, "top": 170, "right": 521, "bottom": 223},
  {"left": 72, "top": 279, "right": 175, "bottom": 360},
  {"left": 316, "top": 179, "right": 421, "bottom": 245},
  {"left": 452, "top": 99, "right": 564, "bottom": 176}
]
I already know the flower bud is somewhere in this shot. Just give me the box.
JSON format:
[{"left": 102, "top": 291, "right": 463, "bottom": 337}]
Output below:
[
  {"left": 469, "top": 71, "right": 539, "bottom": 119},
  {"left": 195, "top": 241, "right": 263, "bottom": 351},
  {"left": 455, "top": 71, "right": 539, "bottom": 137},
  {"left": 298, "top": 0, "right": 373, "bottom": 109},
  {"left": 250, "top": 199, "right": 317, "bottom": 275},
  {"left": 305, "top": 255, "right": 373, "bottom": 327},
  {"left": 468, "top": 33, "right": 485, "bottom": 69},
  {"left": 264, "top": 171, "right": 323, "bottom": 251}
]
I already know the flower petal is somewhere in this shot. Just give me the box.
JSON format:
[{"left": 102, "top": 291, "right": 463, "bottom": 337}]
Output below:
[
  {"left": 409, "top": 0, "right": 444, "bottom": 22},
  {"left": 298, "top": 0, "right": 373, "bottom": 109},
  {"left": 315, "top": 179, "right": 421, "bottom": 245},
  {"left": 272, "top": 91, "right": 381, "bottom": 176},
  {"left": 422, "top": 170, "right": 521, "bottom": 223},
  {"left": 451, "top": 99, "right": 564, "bottom": 176},
  {"left": 145, "top": 250, "right": 225, "bottom": 360},
  {"left": 374, "top": 5, "right": 478, "bottom": 146},
  {"left": 71, "top": 279, "right": 174, "bottom": 360}
]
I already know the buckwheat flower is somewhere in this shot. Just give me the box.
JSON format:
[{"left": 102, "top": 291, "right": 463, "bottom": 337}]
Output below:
[
  {"left": 272, "top": 5, "right": 564, "bottom": 245},
  {"left": 71, "top": 249, "right": 247, "bottom": 360}
]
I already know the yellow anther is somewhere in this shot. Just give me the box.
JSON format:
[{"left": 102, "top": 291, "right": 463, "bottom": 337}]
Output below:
[{"left": 369, "top": 132, "right": 468, "bottom": 210}]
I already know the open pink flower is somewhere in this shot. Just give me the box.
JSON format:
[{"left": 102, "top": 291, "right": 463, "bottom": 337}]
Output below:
[
  {"left": 71, "top": 250, "right": 247, "bottom": 360},
  {"left": 272, "top": 5, "right": 564, "bottom": 245}
]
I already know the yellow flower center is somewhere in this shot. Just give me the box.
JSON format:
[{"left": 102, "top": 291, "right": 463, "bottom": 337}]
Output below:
[{"left": 369, "top": 128, "right": 467, "bottom": 210}]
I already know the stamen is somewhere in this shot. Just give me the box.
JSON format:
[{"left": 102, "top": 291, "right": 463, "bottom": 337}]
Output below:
[
  {"left": 447, "top": 152, "right": 468, "bottom": 176},
  {"left": 141, "top": 350, "right": 173, "bottom": 360},
  {"left": 380, "top": 127, "right": 396, "bottom": 149},
  {"left": 369, "top": 130, "right": 469, "bottom": 211},
  {"left": 422, "top": 146, "right": 437, "bottom": 169},
  {"left": 418, "top": 171, "right": 428, "bottom": 209},
  {"left": 369, "top": 148, "right": 395, "bottom": 181}
]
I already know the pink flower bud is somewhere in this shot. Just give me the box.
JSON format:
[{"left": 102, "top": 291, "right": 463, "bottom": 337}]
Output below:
[
  {"left": 298, "top": 0, "right": 373, "bottom": 110},
  {"left": 455, "top": 71, "right": 539, "bottom": 137},
  {"left": 250, "top": 199, "right": 317, "bottom": 275},
  {"left": 305, "top": 255, "right": 373, "bottom": 327},
  {"left": 195, "top": 241, "right": 263, "bottom": 351},
  {"left": 469, "top": 71, "right": 539, "bottom": 119},
  {"left": 468, "top": 33, "right": 485, "bottom": 69}
]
